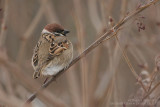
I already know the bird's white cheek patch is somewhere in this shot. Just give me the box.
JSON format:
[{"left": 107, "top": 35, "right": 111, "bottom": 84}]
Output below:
[{"left": 42, "top": 66, "right": 64, "bottom": 76}]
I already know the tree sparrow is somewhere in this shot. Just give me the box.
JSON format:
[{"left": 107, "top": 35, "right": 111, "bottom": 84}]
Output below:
[{"left": 32, "top": 23, "right": 73, "bottom": 79}]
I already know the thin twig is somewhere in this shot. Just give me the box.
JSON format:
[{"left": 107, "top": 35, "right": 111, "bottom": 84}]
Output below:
[
  {"left": 25, "top": 0, "right": 160, "bottom": 103},
  {"left": 147, "top": 69, "right": 158, "bottom": 92},
  {"left": 115, "top": 34, "right": 147, "bottom": 92},
  {"left": 142, "top": 81, "right": 160, "bottom": 101},
  {"left": 0, "top": 0, "right": 8, "bottom": 47}
]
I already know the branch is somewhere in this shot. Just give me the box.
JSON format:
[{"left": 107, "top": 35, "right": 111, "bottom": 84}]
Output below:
[
  {"left": 115, "top": 34, "right": 147, "bottom": 92},
  {"left": 0, "top": 0, "right": 9, "bottom": 47},
  {"left": 142, "top": 81, "right": 160, "bottom": 101},
  {"left": 25, "top": 0, "right": 160, "bottom": 104}
]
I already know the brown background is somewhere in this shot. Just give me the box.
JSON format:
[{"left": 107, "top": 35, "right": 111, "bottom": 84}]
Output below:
[{"left": 0, "top": 0, "right": 160, "bottom": 107}]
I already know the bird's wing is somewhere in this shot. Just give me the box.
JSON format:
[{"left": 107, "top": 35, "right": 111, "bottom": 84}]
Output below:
[
  {"left": 47, "top": 41, "right": 68, "bottom": 61},
  {"left": 32, "top": 34, "right": 70, "bottom": 79},
  {"left": 32, "top": 41, "right": 41, "bottom": 67},
  {"left": 32, "top": 33, "right": 54, "bottom": 68},
  {"left": 32, "top": 41, "right": 64, "bottom": 79},
  {"left": 32, "top": 41, "right": 43, "bottom": 79}
]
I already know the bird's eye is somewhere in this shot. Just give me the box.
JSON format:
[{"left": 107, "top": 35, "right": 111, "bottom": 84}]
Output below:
[
  {"left": 56, "top": 30, "right": 63, "bottom": 33},
  {"left": 53, "top": 30, "right": 65, "bottom": 36}
]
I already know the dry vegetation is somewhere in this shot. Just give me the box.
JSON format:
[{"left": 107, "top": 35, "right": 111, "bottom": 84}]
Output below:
[{"left": 0, "top": 0, "right": 160, "bottom": 107}]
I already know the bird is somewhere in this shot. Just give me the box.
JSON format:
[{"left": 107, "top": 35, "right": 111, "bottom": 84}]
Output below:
[{"left": 32, "top": 23, "right": 73, "bottom": 79}]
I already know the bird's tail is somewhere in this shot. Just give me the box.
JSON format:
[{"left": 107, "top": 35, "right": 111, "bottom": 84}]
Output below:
[{"left": 33, "top": 71, "right": 40, "bottom": 79}]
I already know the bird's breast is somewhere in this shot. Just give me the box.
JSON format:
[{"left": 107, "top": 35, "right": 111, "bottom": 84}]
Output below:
[
  {"left": 42, "top": 43, "right": 73, "bottom": 76},
  {"left": 42, "top": 65, "right": 64, "bottom": 76}
]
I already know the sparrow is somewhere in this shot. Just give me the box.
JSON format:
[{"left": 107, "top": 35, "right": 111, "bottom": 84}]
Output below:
[{"left": 32, "top": 23, "right": 73, "bottom": 79}]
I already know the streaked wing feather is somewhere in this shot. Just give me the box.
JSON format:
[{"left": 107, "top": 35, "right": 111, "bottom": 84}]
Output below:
[
  {"left": 48, "top": 41, "right": 68, "bottom": 60},
  {"left": 32, "top": 41, "right": 41, "bottom": 66}
]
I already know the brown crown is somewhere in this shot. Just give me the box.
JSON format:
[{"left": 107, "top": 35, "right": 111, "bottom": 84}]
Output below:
[{"left": 44, "top": 23, "right": 64, "bottom": 32}]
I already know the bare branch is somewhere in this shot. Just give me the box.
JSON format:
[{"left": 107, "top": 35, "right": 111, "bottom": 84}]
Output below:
[{"left": 0, "top": 0, "right": 8, "bottom": 47}]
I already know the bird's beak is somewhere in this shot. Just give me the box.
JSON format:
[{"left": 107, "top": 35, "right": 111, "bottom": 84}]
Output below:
[{"left": 62, "top": 30, "right": 70, "bottom": 36}]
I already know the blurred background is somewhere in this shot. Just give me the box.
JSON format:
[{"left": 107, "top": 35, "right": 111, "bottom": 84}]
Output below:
[{"left": 0, "top": 0, "right": 160, "bottom": 106}]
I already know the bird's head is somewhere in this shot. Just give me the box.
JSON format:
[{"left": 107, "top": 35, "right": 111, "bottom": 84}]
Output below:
[{"left": 42, "top": 23, "right": 70, "bottom": 36}]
